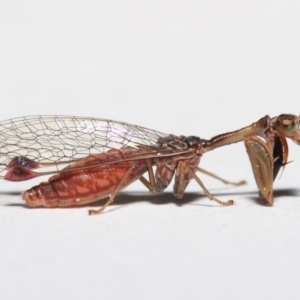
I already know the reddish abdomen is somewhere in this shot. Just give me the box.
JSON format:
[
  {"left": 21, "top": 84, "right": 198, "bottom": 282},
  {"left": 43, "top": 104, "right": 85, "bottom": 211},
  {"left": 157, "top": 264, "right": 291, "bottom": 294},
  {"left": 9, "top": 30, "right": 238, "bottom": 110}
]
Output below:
[{"left": 23, "top": 148, "right": 148, "bottom": 207}]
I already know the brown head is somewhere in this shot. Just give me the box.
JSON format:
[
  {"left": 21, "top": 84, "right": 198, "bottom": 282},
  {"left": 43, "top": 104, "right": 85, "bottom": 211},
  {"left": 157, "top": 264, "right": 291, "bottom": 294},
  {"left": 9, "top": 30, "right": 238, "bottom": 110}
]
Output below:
[{"left": 274, "top": 114, "right": 300, "bottom": 145}]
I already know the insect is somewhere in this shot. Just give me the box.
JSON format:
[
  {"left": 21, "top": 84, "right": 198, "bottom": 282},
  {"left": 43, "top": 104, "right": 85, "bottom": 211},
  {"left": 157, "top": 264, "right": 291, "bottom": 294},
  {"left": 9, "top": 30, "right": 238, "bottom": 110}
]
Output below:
[{"left": 0, "top": 115, "right": 270, "bottom": 214}]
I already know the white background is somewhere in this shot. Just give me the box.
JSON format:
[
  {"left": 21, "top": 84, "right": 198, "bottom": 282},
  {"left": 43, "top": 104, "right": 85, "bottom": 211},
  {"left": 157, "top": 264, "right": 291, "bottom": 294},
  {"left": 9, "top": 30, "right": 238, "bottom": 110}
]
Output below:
[{"left": 1, "top": 1, "right": 300, "bottom": 299}]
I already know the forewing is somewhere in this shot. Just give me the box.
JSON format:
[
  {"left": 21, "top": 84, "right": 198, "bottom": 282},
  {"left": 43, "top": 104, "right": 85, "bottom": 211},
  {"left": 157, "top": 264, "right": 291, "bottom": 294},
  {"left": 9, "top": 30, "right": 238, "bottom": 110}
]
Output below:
[{"left": 0, "top": 115, "right": 172, "bottom": 179}]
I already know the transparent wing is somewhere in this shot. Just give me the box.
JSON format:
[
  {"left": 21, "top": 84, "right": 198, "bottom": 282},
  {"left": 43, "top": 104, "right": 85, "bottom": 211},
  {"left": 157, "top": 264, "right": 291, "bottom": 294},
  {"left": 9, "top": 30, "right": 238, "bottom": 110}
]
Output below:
[{"left": 0, "top": 115, "right": 175, "bottom": 179}]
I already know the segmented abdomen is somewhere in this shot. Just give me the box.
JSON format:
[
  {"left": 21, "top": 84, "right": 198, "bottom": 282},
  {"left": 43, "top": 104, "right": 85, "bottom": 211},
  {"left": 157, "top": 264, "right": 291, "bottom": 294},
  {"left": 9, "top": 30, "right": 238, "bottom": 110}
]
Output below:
[{"left": 23, "top": 147, "right": 150, "bottom": 207}]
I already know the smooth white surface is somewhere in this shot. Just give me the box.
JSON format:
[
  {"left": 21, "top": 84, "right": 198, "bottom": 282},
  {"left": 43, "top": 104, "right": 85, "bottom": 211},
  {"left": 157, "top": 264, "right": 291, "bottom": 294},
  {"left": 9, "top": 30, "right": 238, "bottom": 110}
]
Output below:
[{"left": 1, "top": 1, "right": 300, "bottom": 299}]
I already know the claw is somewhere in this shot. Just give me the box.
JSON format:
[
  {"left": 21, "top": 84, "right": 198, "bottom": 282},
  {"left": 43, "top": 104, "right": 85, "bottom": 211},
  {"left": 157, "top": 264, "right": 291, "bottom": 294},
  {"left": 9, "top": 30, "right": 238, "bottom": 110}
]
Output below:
[{"left": 244, "top": 136, "right": 274, "bottom": 205}]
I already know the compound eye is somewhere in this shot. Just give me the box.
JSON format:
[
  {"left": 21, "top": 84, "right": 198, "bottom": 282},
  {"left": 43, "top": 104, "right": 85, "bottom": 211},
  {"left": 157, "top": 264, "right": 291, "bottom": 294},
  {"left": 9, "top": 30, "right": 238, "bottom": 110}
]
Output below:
[{"left": 275, "top": 114, "right": 297, "bottom": 136}]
